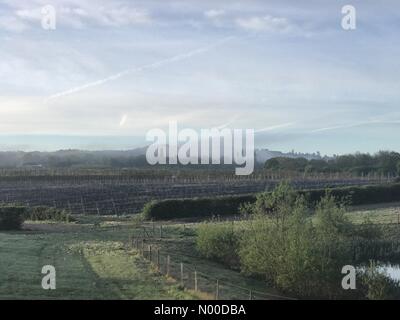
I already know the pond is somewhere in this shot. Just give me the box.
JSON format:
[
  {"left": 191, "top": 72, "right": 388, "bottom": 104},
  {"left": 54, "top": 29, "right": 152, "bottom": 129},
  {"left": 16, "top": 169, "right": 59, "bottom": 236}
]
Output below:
[
  {"left": 378, "top": 264, "right": 400, "bottom": 281},
  {"left": 359, "top": 263, "right": 400, "bottom": 281}
]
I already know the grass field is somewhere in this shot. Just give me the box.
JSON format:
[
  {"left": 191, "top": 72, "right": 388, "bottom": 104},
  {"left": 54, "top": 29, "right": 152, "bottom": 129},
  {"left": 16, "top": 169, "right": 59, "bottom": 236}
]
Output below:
[
  {"left": 0, "top": 215, "right": 281, "bottom": 300},
  {"left": 0, "top": 220, "right": 193, "bottom": 300},
  {"left": 2, "top": 202, "right": 400, "bottom": 300},
  {"left": 347, "top": 202, "right": 400, "bottom": 225}
]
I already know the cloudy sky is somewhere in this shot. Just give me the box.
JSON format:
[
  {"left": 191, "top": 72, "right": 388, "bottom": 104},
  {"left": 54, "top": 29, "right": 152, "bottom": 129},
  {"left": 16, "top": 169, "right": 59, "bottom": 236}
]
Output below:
[{"left": 1, "top": 0, "right": 400, "bottom": 154}]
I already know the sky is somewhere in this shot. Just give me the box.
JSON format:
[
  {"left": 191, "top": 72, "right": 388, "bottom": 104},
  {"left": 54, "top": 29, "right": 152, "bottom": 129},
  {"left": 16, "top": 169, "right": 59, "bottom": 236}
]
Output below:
[{"left": 1, "top": 0, "right": 400, "bottom": 155}]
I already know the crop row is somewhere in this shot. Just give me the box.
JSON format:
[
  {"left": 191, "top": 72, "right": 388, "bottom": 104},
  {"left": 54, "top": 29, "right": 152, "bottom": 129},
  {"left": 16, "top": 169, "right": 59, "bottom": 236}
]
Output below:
[{"left": 0, "top": 177, "right": 386, "bottom": 215}]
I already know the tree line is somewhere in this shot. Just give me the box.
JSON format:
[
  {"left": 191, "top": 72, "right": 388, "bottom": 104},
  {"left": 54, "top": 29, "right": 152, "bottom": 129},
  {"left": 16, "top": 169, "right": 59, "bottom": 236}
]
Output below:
[{"left": 265, "top": 151, "right": 400, "bottom": 176}]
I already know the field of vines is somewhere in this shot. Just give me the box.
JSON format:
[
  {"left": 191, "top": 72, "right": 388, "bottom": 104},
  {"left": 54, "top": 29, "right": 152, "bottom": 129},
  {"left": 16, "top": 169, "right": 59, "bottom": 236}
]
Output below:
[{"left": 0, "top": 169, "right": 390, "bottom": 215}]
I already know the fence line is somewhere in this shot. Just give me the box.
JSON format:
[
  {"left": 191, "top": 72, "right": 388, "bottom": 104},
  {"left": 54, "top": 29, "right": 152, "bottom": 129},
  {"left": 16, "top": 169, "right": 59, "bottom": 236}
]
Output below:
[{"left": 127, "top": 234, "right": 297, "bottom": 300}]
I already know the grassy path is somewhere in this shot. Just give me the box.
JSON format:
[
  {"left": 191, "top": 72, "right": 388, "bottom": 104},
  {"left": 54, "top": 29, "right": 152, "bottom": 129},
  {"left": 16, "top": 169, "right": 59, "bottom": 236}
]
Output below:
[{"left": 0, "top": 226, "right": 194, "bottom": 300}]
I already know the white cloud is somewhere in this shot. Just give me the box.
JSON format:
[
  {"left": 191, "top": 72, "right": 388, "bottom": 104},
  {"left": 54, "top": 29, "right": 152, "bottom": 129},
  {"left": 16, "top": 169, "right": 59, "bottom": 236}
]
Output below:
[
  {"left": 15, "top": 8, "right": 42, "bottom": 21},
  {"left": 204, "top": 9, "right": 225, "bottom": 19},
  {"left": 235, "top": 15, "right": 291, "bottom": 32},
  {"left": 0, "top": 37, "right": 108, "bottom": 94},
  {"left": 1, "top": 1, "right": 152, "bottom": 32},
  {"left": 0, "top": 15, "right": 29, "bottom": 32},
  {"left": 73, "top": 6, "right": 151, "bottom": 27}
]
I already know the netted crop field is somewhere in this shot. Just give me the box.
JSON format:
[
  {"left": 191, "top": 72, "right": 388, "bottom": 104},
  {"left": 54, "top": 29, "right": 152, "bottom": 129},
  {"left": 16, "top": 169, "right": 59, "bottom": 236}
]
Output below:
[{"left": 0, "top": 170, "right": 385, "bottom": 215}]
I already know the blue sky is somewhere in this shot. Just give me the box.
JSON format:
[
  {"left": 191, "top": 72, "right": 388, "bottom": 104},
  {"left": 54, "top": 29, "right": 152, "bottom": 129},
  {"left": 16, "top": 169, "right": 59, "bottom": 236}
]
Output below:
[{"left": 0, "top": 0, "right": 400, "bottom": 154}]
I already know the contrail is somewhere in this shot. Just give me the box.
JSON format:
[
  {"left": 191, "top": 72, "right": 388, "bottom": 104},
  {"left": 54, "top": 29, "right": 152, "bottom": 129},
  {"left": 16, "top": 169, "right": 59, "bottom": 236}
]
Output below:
[
  {"left": 255, "top": 122, "right": 295, "bottom": 133},
  {"left": 311, "top": 119, "right": 400, "bottom": 133},
  {"left": 46, "top": 36, "right": 236, "bottom": 102},
  {"left": 311, "top": 120, "right": 378, "bottom": 133},
  {"left": 214, "top": 115, "right": 242, "bottom": 130}
]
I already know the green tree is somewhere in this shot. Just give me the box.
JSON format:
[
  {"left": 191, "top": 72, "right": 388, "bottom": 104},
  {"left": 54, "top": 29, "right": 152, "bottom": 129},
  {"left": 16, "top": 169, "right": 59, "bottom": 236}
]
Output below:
[{"left": 239, "top": 183, "right": 357, "bottom": 298}]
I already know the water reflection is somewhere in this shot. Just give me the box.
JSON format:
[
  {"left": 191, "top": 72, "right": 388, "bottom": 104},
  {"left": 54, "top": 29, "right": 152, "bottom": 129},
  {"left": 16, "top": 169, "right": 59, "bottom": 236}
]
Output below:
[
  {"left": 378, "top": 264, "right": 400, "bottom": 281},
  {"left": 359, "top": 263, "right": 400, "bottom": 281}
]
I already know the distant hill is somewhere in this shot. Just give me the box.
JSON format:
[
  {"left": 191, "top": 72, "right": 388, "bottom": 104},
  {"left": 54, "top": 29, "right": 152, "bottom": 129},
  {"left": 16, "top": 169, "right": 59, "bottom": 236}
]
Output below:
[
  {"left": 255, "top": 149, "right": 328, "bottom": 163},
  {"left": 0, "top": 147, "right": 329, "bottom": 168},
  {"left": 0, "top": 147, "right": 148, "bottom": 169}
]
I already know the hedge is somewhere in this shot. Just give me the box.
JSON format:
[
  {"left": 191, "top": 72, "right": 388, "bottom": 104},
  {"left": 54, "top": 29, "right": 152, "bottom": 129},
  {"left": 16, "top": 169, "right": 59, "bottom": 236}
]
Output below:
[
  {"left": 142, "top": 183, "right": 400, "bottom": 220},
  {"left": 25, "top": 206, "right": 74, "bottom": 222},
  {"left": 142, "top": 195, "right": 256, "bottom": 220},
  {"left": 299, "top": 183, "right": 400, "bottom": 206},
  {"left": 0, "top": 206, "right": 26, "bottom": 230}
]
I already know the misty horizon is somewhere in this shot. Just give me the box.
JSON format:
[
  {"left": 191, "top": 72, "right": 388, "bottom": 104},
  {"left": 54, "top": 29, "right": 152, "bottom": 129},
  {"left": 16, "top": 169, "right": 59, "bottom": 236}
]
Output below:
[{"left": 2, "top": 1, "right": 400, "bottom": 156}]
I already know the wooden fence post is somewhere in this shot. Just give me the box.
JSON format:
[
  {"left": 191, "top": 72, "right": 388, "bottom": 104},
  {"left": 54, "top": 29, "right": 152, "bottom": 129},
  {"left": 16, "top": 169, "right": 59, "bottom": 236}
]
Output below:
[
  {"left": 249, "top": 290, "right": 253, "bottom": 300},
  {"left": 160, "top": 225, "right": 163, "bottom": 238},
  {"left": 215, "top": 279, "right": 219, "bottom": 300},
  {"left": 194, "top": 270, "right": 198, "bottom": 292},
  {"left": 180, "top": 263, "right": 184, "bottom": 287},
  {"left": 149, "top": 245, "right": 152, "bottom": 263},
  {"left": 156, "top": 249, "right": 160, "bottom": 270},
  {"left": 166, "top": 255, "right": 170, "bottom": 276}
]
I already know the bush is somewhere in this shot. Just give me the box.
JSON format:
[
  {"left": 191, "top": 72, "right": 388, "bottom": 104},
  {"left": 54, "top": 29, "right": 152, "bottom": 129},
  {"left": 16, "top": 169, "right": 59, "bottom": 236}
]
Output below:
[
  {"left": 25, "top": 206, "right": 74, "bottom": 222},
  {"left": 238, "top": 190, "right": 344, "bottom": 298},
  {"left": 196, "top": 221, "right": 240, "bottom": 266},
  {"left": 0, "top": 206, "right": 26, "bottom": 231},
  {"left": 240, "top": 181, "right": 298, "bottom": 217},
  {"left": 238, "top": 186, "right": 389, "bottom": 299},
  {"left": 233, "top": 182, "right": 383, "bottom": 298}
]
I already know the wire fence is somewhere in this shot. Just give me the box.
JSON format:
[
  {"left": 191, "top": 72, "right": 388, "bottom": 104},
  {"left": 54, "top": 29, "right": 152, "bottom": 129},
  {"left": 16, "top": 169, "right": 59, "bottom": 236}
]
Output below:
[
  {"left": 124, "top": 217, "right": 400, "bottom": 300},
  {"left": 126, "top": 230, "right": 297, "bottom": 300}
]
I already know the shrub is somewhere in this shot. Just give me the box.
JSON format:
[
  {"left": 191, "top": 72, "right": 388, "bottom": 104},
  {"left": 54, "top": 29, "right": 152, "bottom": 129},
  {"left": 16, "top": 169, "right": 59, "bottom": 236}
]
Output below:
[
  {"left": 196, "top": 221, "right": 239, "bottom": 266},
  {"left": 238, "top": 183, "right": 377, "bottom": 298},
  {"left": 241, "top": 181, "right": 298, "bottom": 217},
  {"left": 25, "top": 206, "right": 74, "bottom": 222},
  {"left": 0, "top": 206, "right": 26, "bottom": 231},
  {"left": 238, "top": 189, "right": 340, "bottom": 298}
]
